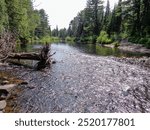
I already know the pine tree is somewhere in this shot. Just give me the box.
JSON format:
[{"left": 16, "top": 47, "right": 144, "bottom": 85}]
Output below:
[
  {"left": 103, "top": 0, "right": 110, "bottom": 32},
  {"left": 0, "top": 0, "right": 8, "bottom": 33},
  {"left": 34, "top": 9, "right": 50, "bottom": 38},
  {"left": 86, "top": 0, "right": 104, "bottom": 36},
  {"left": 141, "top": 0, "right": 150, "bottom": 36}
]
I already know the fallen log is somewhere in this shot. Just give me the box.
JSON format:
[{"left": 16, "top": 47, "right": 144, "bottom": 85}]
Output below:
[
  {"left": 8, "top": 52, "right": 56, "bottom": 61},
  {"left": 7, "top": 43, "right": 56, "bottom": 70},
  {"left": 8, "top": 53, "right": 41, "bottom": 61}
]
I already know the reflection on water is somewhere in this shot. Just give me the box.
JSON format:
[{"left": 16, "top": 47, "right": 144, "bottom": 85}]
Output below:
[
  {"left": 16, "top": 42, "right": 150, "bottom": 57},
  {"left": 69, "top": 43, "right": 150, "bottom": 57},
  {"left": 16, "top": 43, "right": 43, "bottom": 53}
]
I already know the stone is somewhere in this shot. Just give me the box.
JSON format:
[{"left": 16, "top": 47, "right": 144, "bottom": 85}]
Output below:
[
  {"left": 1, "top": 80, "right": 9, "bottom": 85},
  {"left": 28, "top": 85, "right": 35, "bottom": 89},
  {"left": 0, "top": 100, "right": 7, "bottom": 110},
  {"left": 0, "top": 89, "right": 9, "bottom": 100},
  {"left": 3, "top": 77, "right": 8, "bottom": 80},
  {"left": 19, "top": 81, "right": 28, "bottom": 85},
  {"left": 0, "top": 84, "right": 16, "bottom": 92},
  {"left": 52, "top": 60, "right": 56, "bottom": 64}
]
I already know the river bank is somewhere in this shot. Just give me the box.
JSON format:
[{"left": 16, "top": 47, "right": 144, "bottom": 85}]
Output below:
[
  {"left": 0, "top": 64, "right": 27, "bottom": 113},
  {"left": 104, "top": 41, "right": 150, "bottom": 55},
  {"left": 0, "top": 43, "right": 150, "bottom": 113}
]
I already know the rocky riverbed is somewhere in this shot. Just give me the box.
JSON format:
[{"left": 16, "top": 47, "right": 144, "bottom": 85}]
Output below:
[
  {"left": 0, "top": 43, "right": 150, "bottom": 113},
  {"left": 0, "top": 69, "right": 26, "bottom": 113}
]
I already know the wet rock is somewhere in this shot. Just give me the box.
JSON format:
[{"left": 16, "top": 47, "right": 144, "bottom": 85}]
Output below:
[
  {"left": 0, "top": 84, "right": 16, "bottom": 92},
  {"left": 27, "top": 85, "right": 35, "bottom": 89},
  {"left": 3, "top": 77, "right": 8, "bottom": 80},
  {"left": 0, "top": 89, "right": 9, "bottom": 100},
  {"left": 19, "top": 81, "right": 28, "bottom": 85},
  {"left": 0, "top": 100, "right": 7, "bottom": 110},
  {"left": 52, "top": 60, "right": 56, "bottom": 64},
  {"left": 1, "top": 80, "right": 9, "bottom": 85},
  {"left": 75, "top": 96, "right": 78, "bottom": 99}
]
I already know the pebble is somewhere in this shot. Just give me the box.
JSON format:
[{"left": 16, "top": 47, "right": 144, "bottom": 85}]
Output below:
[{"left": 0, "top": 100, "right": 7, "bottom": 110}]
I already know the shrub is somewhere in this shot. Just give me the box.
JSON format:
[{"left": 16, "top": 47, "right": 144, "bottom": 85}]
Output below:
[
  {"left": 51, "top": 37, "right": 60, "bottom": 42},
  {"left": 113, "top": 41, "right": 120, "bottom": 48},
  {"left": 120, "top": 33, "right": 128, "bottom": 39},
  {"left": 128, "top": 37, "right": 141, "bottom": 43},
  {"left": 138, "top": 38, "right": 148, "bottom": 44},
  {"left": 86, "top": 35, "right": 97, "bottom": 43},
  {"left": 110, "top": 33, "right": 118, "bottom": 41},
  {"left": 65, "top": 36, "right": 75, "bottom": 42},
  {"left": 97, "top": 31, "right": 112, "bottom": 44},
  {"left": 40, "top": 36, "right": 52, "bottom": 43},
  {"left": 145, "top": 38, "right": 150, "bottom": 49}
]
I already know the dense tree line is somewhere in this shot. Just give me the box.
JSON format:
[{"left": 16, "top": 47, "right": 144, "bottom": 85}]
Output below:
[
  {"left": 0, "top": 0, "right": 51, "bottom": 44},
  {"left": 65, "top": 0, "right": 150, "bottom": 47}
]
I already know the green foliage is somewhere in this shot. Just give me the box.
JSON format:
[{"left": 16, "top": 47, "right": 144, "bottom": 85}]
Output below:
[
  {"left": 34, "top": 9, "right": 51, "bottom": 38},
  {"left": 39, "top": 36, "right": 52, "bottom": 43},
  {"left": 97, "top": 31, "right": 112, "bottom": 44},
  {"left": 146, "top": 38, "right": 150, "bottom": 49},
  {"left": 112, "top": 41, "right": 120, "bottom": 48},
  {"left": 128, "top": 37, "right": 150, "bottom": 48},
  {"left": 58, "top": 28, "right": 67, "bottom": 39},
  {"left": 138, "top": 38, "right": 148, "bottom": 44},
  {"left": 128, "top": 37, "right": 140, "bottom": 43},
  {"left": 51, "top": 37, "right": 60, "bottom": 43},
  {"left": 65, "top": 36, "right": 75, "bottom": 42},
  {"left": 137, "top": 38, "right": 150, "bottom": 48},
  {"left": 82, "top": 35, "right": 97, "bottom": 44},
  {"left": 120, "top": 33, "right": 128, "bottom": 39},
  {"left": 67, "top": 0, "right": 104, "bottom": 41},
  {"left": 0, "top": 0, "right": 8, "bottom": 33},
  {"left": 0, "top": 0, "right": 50, "bottom": 44}
]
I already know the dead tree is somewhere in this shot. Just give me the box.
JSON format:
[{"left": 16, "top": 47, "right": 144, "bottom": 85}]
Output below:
[{"left": 36, "top": 43, "right": 52, "bottom": 70}]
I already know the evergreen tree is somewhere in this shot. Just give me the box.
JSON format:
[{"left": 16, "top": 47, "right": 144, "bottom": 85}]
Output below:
[
  {"left": 141, "top": 0, "right": 150, "bottom": 36},
  {"left": 34, "top": 9, "right": 51, "bottom": 38},
  {"left": 103, "top": 0, "right": 110, "bottom": 32},
  {"left": 0, "top": 0, "right": 8, "bottom": 33},
  {"left": 86, "top": 0, "right": 104, "bottom": 36}
]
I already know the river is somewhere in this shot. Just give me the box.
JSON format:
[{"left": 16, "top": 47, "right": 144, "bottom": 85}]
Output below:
[{"left": 3, "top": 43, "right": 150, "bottom": 113}]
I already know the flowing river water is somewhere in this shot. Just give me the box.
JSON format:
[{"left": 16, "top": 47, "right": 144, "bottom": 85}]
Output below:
[{"left": 2, "top": 43, "right": 150, "bottom": 112}]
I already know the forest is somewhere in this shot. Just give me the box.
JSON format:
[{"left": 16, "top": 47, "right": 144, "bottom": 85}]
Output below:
[
  {"left": 0, "top": 0, "right": 51, "bottom": 43},
  {"left": 0, "top": 0, "right": 150, "bottom": 48},
  {"left": 52, "top": 0, "right": 150, "bottom": 48}
]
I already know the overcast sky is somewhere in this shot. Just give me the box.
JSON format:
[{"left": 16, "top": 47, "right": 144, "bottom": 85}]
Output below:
[{"left": 34, "top": 0, "right": 119, "bottom": 29}]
